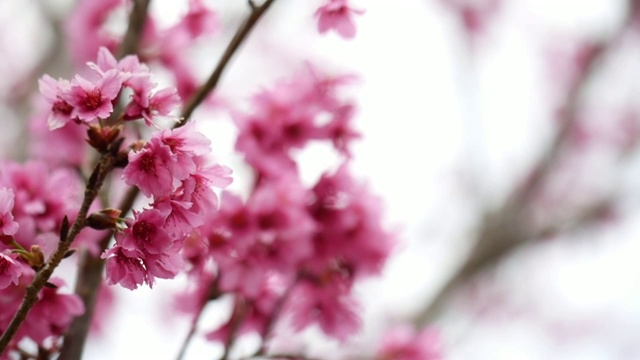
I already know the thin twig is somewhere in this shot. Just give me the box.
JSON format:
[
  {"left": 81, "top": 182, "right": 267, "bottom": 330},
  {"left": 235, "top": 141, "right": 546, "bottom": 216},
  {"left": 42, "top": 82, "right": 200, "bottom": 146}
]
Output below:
[
  {"left": 179, "top": 0, "right": 277, "bottom": 124},
  {"left": 253, "top": 279, "right": 298, "bottom": 357},
  {"left": 220, "top": 298, "right": 247, "bottom": 360}
]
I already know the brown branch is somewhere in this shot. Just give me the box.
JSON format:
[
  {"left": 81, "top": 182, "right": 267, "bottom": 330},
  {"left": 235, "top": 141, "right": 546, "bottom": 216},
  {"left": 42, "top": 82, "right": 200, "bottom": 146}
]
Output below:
[
  {"left": 415, "top": 1, "right": 635, "bottom": 326},
  {"left": 117, "top": 0, "right": 151, "bottom": 59},
  {"left": 179, "top": 0, "right": 277, "bottom": 124},
  {"left": 252, "top": 278, "right": 298, "bottom": 357},
  {"left": 0, "top": 150, "right": 117, "bottom": 354}
]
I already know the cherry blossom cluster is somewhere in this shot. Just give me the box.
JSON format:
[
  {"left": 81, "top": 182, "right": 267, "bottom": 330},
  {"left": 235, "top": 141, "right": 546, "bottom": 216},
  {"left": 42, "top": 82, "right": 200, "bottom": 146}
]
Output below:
[
  {"left": 177, "top": 66, "right": 395, "bottom": 345},
  {"left": 67, "top": 0, "right": 220, "bottom": 99},
  {"left": 39, "top": 47, "right": 179, "bottom": 131},
  {"left": 0, "top": 42, "right": 231, "bottom": 354},
  {"left": 104, "top": 122, "right": 232, "bottom": 290},
  {"left": 0, "top": 164, "right": 91, "bottom": 353}
]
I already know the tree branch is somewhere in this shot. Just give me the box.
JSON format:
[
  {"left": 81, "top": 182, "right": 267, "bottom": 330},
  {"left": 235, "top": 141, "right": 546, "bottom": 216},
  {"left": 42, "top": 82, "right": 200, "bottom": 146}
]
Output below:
[
  {"left": 117, "top": 0, "right": 151, "bottom": 59},
  {"left": 179, "top": 0, "right": 277, "bottom": 124},
  {"left": 415, "top": 1, "right": 635, "bottom": 326}
]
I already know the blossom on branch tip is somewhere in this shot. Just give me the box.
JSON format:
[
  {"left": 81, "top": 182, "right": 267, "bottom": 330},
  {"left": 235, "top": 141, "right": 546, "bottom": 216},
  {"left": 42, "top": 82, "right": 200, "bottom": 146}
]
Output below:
[
  {"left": 62, "top": 70, "right": 122, "bottom": 122},
  {"left": 316, "top": 0, "right": 364, "bottom": 39},
  {"left": 38, "top": 75, "right": 75, "bottom": 130}
]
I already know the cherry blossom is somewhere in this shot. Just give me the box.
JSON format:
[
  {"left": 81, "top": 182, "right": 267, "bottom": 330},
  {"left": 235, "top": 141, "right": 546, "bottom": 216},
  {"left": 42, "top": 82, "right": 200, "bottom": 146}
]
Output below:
[{"left": 316, "top": 0, "right": 364, "bottom": 39}]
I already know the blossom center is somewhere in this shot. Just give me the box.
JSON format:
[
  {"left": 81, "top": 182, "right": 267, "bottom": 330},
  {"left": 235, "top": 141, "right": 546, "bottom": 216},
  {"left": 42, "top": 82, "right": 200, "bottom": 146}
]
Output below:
[
  {"left": 132, "top": 221, "right": 155, "bottom": 243},
  {"left": 83, "top": 89, "right": 103, "bottom": 110},
  {"left": 52, "top": 100, "right": 73, "bottom": 114},
  {"left": 139, "top": 154, "right": 156, "bottom": 174}
]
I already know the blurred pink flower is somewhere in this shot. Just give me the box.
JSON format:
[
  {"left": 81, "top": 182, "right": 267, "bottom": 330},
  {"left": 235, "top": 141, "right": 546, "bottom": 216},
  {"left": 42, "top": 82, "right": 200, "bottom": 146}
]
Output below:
[
  {"left": 376, "top": 325, "right": 442, "bottom": 360},
  {"left": 0, "top": 252, "right": 22, "bottom": 289},
  {"left": 0, "top": 187, "right": 18, "bottom": 236},
  {"left": 316, "top": 0, "right": 364, "bottom": 39}
]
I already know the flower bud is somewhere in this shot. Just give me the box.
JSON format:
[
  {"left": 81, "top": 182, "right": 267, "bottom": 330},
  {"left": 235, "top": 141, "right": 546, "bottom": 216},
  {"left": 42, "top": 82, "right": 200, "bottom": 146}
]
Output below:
[
  {"left": 28, "top": 245, "right": 45, "bottom": 269},
  {"left": 87, "top": 125, "right": 122, "bottom": 153},
  {"left": 86, "top": 208, "right": 122, "bottom": 230}
]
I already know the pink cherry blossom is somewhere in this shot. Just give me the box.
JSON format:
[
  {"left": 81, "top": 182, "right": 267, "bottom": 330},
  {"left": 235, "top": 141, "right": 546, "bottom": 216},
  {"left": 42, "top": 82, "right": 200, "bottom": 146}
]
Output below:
[
  {"left": 234, "top": 66, "right": 359, "bottom": 177},
  {"left": 307, "top": 165, "right": 395, "bottom": 277},
  {"left": 62, "top": 70, "right": 123, "bottom": 122},
  {"left": 156, "top": 122, "right": 211, "bottom": 180},
  {"left": 142, "top": 243, "right": 184, "bottom": 280},
  {"left": 64, "top": 0, "right": 122, "bottom": 66},
  {"left": 38, "top": 75, "right": 75, "bottom": 130},
  {"left": 90, "top": 46, "right": 151, "bottom": 82},
  {"left": 376, "top": 326, "right": 442, "bottom": 360},
  {"left": 0, "top": 161, "right": 84, "bottom": 254},
  {"left": 0, "top": 252, "right": 22, "bottom": 289},
  {"left": 122, "top": 140, "right": 174, "bottom": 198},
  {"left": 102, "top": 245, "right": 149, "bottom": 290},
  {"left": 152, "top": 197, "right": 203, "bottom": 237},
  {"left": 117, "top": 209, "right": 172, "bottom": 255},
  {"left": 174, "top": 162, "right": 232, "bottom": 217},
  {"left": 316, "top": 0, "right": 365, "bottom": 39},
  {"left": 171, "top": 0, "right": 220, "bottom": 39},
  {"left": 0, "top": 187, "right": 18, "bottom": 236},
  {"left": 124, "top": 78, "right": 180, "bottom": 126}
]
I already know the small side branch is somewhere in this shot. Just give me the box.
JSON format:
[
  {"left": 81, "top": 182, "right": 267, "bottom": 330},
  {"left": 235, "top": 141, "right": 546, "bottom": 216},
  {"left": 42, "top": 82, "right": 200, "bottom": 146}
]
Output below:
[{"left": 179, "top": 0, "right": 278, "bottom": 124}]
